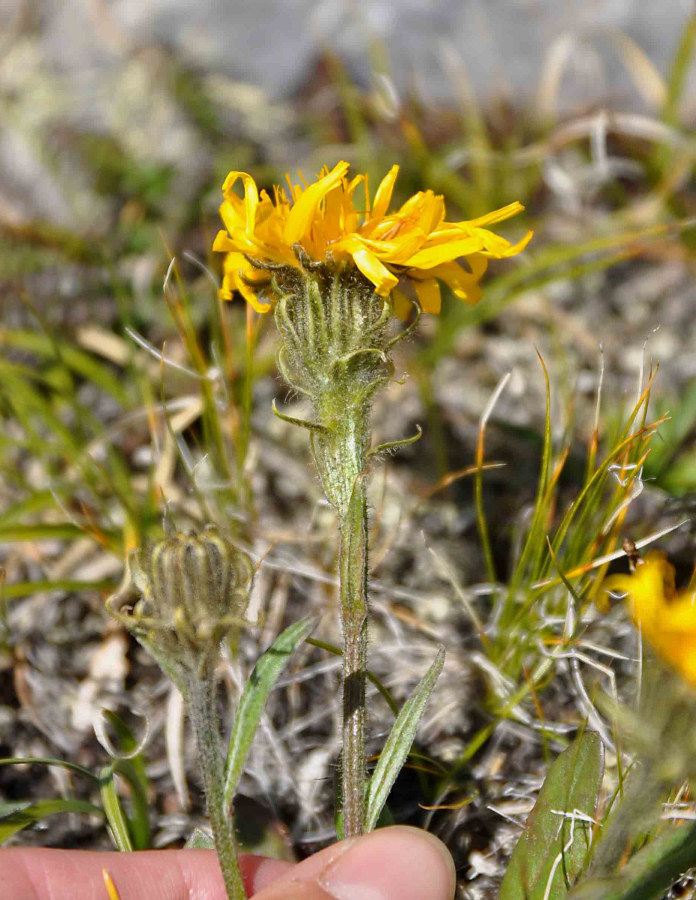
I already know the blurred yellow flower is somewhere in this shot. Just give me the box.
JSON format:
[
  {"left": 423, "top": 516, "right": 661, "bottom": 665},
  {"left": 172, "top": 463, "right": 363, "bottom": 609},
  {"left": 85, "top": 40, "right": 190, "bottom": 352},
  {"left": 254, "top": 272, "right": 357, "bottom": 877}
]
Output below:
[
  {"left": 607, "top": 552, "right": 696, "bottom": 687},
  {"left": 213, "top": 161, "right": 532, "bottom": 315}
]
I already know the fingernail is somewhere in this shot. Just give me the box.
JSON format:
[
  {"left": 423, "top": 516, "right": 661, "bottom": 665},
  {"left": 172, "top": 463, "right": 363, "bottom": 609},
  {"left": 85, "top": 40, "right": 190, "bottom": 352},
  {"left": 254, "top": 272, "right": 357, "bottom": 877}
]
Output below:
[{"left": 319, "top": 826, "right": 456, "bottom": 900}]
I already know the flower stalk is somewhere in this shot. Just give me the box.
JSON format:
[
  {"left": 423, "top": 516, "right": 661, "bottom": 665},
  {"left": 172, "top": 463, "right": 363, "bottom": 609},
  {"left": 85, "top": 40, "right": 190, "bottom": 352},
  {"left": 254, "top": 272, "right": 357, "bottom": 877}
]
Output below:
[
  {"left": 336, "top": 478, "right": 370, "bottom": 836},
  {"left": 185, "top": 665, "right": 246, "bottom": 900},
  {"left": 271, "top": 265, "right": 395, "bottom": 835}
]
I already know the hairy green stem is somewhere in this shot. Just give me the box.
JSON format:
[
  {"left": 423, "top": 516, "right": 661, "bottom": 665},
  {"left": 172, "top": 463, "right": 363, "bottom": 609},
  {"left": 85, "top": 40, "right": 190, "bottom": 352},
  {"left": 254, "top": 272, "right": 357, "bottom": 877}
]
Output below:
[
  {"left": 313, "top": 409, "right": 371, "bottom": 838},
  {"left": 186, "top": 668, "right": 246, "bottom": 900},
  {"left": 338, "top": 477, "right": 369, "bottom": 838},
  {"left": 273, "top": 269, "right": 395, "bottom": 837}
]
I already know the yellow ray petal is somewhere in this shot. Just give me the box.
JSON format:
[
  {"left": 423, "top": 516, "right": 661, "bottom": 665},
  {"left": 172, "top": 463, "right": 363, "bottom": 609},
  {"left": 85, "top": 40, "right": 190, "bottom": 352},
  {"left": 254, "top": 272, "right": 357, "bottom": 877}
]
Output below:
[
  {"left": 284, "top": 161, "right": 350, "bottom": 244},
  {"left": 459, "top": 201, "right": 525, "bottom": 228},
  {"left": 222, "top": 171, "right": 260, "bottom": 238},
  {"left": 462, "top": 252, "right": 488, "bottom": 280},
  {"left": 495, "top": 229, "right": 534, "bottom": 257},
  {"left": 677, "top": 647, "right": 696, "bottom": 686},
  {"left": 351, "top": 247, "right": 399, "bottom": 296},
  {"left": 346, "top": 230, "right": 426, "bottom": 264},
  {"left": 219, "top": 198, "right": 246, "bottom": 235},
  {"left": 371, "top": 165, "right": 400, "bottom": 220},
  {"left": 406, "top": 237, "right": 483, "bottom": 269},
  {"left": 220, "top": 254, "right": 272, "bottom": 311},
  {"left": 416, "top": 192, "right": 446, "bottom": 234},
  {"left": 212, "top": 230, "right": 238, "bottom": 253},
  {"left": 655, "top": 596, "right": 696, "bottom": 631},
  {"left": 412, "top": 277, "right": 442, "bottom": 314},
  {"left": 425, "top": 262, "right": 483, "bottom": 304},
  {"left": 236, "top": 277, "right": 272, "bottom": 313},
  {"left": 103, "top": 869, "right": 122, "bottom": 900},
  {"left": 395, "top": 191, "right": 427, "bottom": 218},
  {"left": 392, "top": 288, "right": 414, "bottom": 320}
]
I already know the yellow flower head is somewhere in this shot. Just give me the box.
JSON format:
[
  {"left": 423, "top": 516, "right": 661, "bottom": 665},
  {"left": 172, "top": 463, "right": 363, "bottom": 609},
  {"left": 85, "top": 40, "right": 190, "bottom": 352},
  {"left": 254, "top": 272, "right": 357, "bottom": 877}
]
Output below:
[
  {"left": 212, "top": 161, "right": 532, "bottom": 315},
  {"left": 606, "top": 552, "right": 696, "bottom": 687}
]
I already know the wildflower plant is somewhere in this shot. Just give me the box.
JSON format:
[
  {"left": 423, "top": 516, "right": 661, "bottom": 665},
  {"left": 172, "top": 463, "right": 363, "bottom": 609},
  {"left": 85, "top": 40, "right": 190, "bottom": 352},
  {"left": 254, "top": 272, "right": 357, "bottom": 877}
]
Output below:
[
  {"left": 9, "top": 33, "right": 696, "bottom": 900},
  {"left": 213, "top": 160, "right": 531, "bottom": 839},
  {"left": 107, "top": 527, "right": 255, "bottom": 898}
]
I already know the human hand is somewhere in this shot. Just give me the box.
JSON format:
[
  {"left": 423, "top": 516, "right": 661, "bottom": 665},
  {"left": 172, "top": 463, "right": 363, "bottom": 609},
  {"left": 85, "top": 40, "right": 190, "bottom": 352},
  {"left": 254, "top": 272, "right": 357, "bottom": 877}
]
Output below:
[{"left": 0, "top": 824, "right": 455, "bottom": 899}]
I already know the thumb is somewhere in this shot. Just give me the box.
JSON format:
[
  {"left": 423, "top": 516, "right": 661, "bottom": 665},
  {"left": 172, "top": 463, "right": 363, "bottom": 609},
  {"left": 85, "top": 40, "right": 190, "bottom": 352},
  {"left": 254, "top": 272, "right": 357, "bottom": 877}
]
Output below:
[{"left": 252, "top": 825, "right": 456, "bottom": 900}]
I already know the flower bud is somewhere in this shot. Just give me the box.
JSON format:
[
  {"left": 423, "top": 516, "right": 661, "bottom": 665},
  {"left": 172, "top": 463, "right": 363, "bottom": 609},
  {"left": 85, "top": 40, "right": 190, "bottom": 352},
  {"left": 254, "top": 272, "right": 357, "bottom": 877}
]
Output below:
[{"left": 107, "top": 526, "right": 253, "bottom": 672}]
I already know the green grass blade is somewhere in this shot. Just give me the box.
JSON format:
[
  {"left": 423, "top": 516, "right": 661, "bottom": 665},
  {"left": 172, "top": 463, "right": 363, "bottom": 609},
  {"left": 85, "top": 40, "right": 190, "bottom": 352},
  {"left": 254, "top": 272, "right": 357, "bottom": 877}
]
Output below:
[
  {"left": 507, "top": 352, "right": 553, "bottom": 597},
  {"left": 99, "top": 765, "right": 134, "bottom": 851},
  {"left": 365, "top": 646, "right": 445, "bottom": 832},
  {"left": 0, "top": 756, "right": 99, "bottom": 781},
  {"left": 223, "top": 616, "right": 317, "bottom": 808},
  {"left": 0, "top": 329, "right": 129, "bottom": 405},
  {"left": 0, "top": 799, "right": 102, "bottom": 843},
  {"left": 1, "top": 579, "right": 115, "bottom": 603},
  {"left": 663, "top": 12, "right": 696, "bottom": 130},
  {"left": 99, "top": 710, "right": 152, "bottom": 850},
  {"left": 0, "top": 491, "right": 69, "bottom": 526},
  {"left": 0, "top": 524, "right": 87, "bottom": 542},
  {"left": 113, "top": 759, "right": 151, "bottom": 850},
  {"left": 0, "top": 523, "right": 120, "bottom": 554}
]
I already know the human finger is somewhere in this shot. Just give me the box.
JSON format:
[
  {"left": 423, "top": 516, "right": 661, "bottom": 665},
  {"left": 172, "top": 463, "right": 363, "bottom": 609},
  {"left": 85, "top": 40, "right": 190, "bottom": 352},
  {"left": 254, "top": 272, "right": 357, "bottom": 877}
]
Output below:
[
  {"left": 252, "top": 825, "right": 456, "bottom": 900},
  {"left": 0, "top": 845, "right": 292, "bottom": 899}
]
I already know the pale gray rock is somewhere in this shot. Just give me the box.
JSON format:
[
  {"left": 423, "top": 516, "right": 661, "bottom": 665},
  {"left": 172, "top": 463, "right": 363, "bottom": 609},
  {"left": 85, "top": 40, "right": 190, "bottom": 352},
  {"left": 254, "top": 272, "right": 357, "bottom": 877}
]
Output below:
[
  {"left": 36, "top": 0, "right": 696, "bottom": 110},
  {"left": 1, "top": 0, "right": 695, "bottom": 230}
]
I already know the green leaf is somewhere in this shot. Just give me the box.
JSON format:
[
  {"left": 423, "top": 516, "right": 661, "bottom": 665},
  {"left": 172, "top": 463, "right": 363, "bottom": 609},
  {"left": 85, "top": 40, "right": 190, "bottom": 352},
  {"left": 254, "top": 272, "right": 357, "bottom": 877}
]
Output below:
[
  {"left": 223, "top": 616, "right": 317, "bottom": 807},
  {"left": 0, "top": 799, "right": 102, "bottom": 843},
  {"left": 500, "top": 731, "right": 604, "bottom": 900},
  {"left": 570, "top": 820, "right": 696, "bottom": 900},
  {"left": 365, "top": 646, "right": 445, "bottom": 832}
]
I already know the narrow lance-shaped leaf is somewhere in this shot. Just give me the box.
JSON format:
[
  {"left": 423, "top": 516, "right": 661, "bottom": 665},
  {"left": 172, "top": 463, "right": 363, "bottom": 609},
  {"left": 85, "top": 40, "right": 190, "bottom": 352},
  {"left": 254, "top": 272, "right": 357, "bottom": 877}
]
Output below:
[
  {"left": 223, "top": 616, "right": 317, "bottom": 807},
  {"left": 365, "top": 646, "right": 445, "bottom": 832},
  {"left": 500, "top": 731, "right": 604, "bottom": 900}
]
